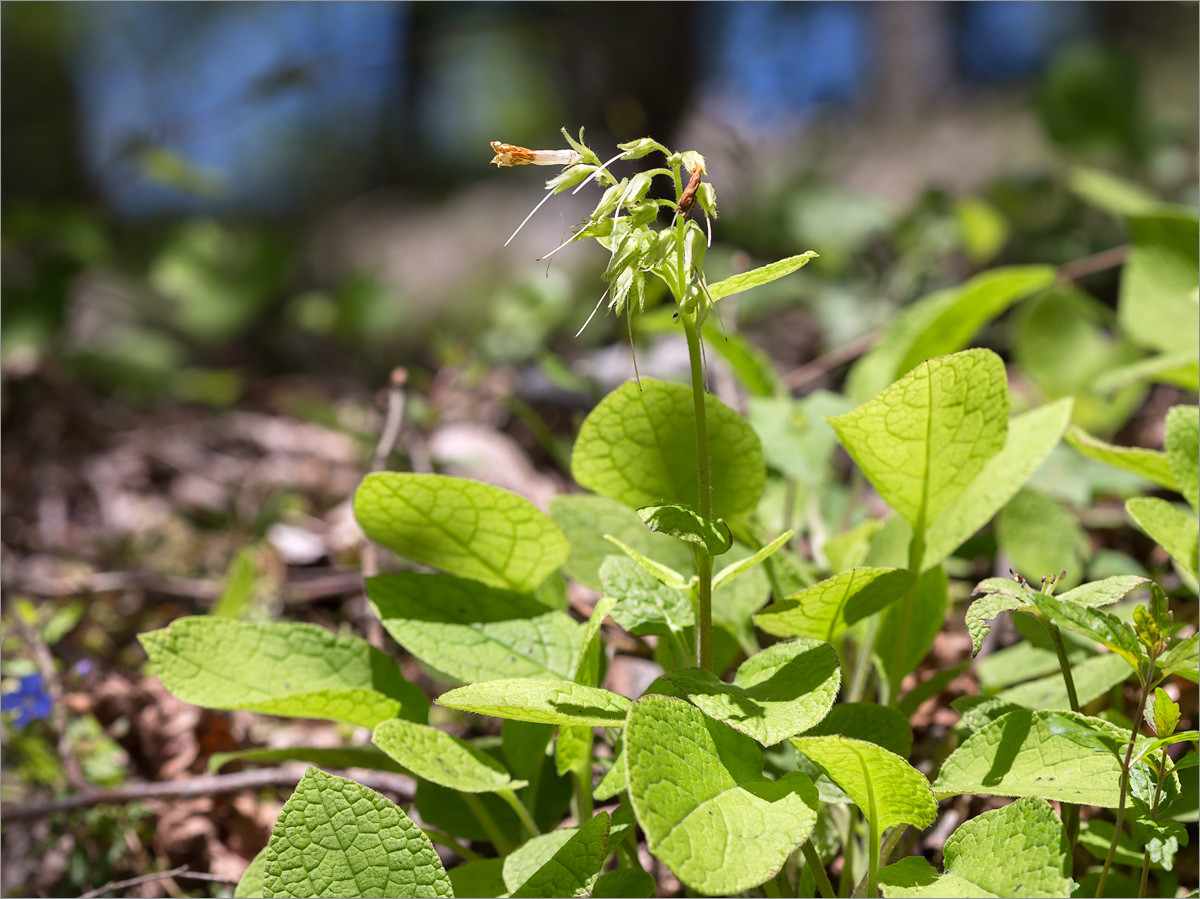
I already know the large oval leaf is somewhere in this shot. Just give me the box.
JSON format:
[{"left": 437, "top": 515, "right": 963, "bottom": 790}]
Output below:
[
  {"left": 663, "top": 639, "right": 841, "bottom": 746},
  {"left": 140, "top": 617, "right": 427, "bottom": 729},
  {"left": 368, "top": 573, "right": 581, "bottom": 683},
  {"left": 354, "top": 472, "right": 568, "bottom": 593},
  {"left": 437, "top": 678, "right": 631, "bottom": 727},
  {"left": 625, "top": 694, "right": 819, "bottom": 895},
  {"left": 754, "top": 568, "right": 915, "bottom": 641},
  {"left": 261, "top": 767, "right": 452, "bottom": 898},
  {"left": 373, "top": 719, "right": 526, "bottom": 793},
  {"left": 572, "top": 378, "right": 765, "bottom": 523}
]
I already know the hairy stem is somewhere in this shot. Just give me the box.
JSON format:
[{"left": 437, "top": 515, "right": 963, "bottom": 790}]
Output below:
[
  {"left": 462, "top": 792, "right": 514, "bottom": 854},
  {"left": 801, "top": 840, "right": 836, "bottom": 899},
  {"left": 682, "top": 311, "right": 715, "bottom": 672}
]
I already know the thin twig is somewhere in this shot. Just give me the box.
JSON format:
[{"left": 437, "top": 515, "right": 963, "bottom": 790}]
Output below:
[
  {"left": 360, "top": 367, "right": 408, "bottom": 647},
  {"left": 1, "top": 766, "right": 416, "bottom": 824},
  {"left": 1056, "top": 244, "right": 1128, "bottom": 283},
  {"left": 783, "top": 331, "right": 878, "bottom": 391},
  {"left": 79, "top": 865, "right": 237, "bottom": 899}
]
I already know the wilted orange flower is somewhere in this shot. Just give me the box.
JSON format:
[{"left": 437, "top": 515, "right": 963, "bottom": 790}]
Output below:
[{"left": 490, "top": 141, "right": 581, "bottom": 168}]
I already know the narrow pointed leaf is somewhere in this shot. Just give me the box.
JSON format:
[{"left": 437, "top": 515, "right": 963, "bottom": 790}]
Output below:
[
  {"left": 625, "top": 694, "right": 819, "bottom": 895},
  {"left": 373, "top": 719, "right": 526, "bottom": 793},
  {"left": 933, "top": 709, "right": 1125, "bottom": 806},
  {"left": 706, "top": 252, "right": 819, "bottom": 301},
  {"left": 664, "top": 639, "right": 840, "bottom": 746},
  {"left": 604, "top": 535, "right": 690, "bottom": 590},
  {"left": 830, "top": 349, "right": 1009, "bottom": 535},
  {"left": 1064, "top": 426, "right": 1177, "bottom": 490},
  {"left": 140, "top": 618, "right": 427, "bottom": 729},
  {"left": 1032, "top": 593, "right": 1143, "bottom": 668},
  {"left": 210, "top": 745, "right": 408, "bottom": 776},
  {"left": 637, "top": 502, "right": 733, "bottom": 555},
  {"left": 572, "top": 378, "right": 765, "bottom": 522},
  {"left": 354, "top": 472, "right": 568, "bottom": 593},
  {"left": 713, "top": 530, "right": 793, "bottom": 591},
  {"left": 791, "top": 735, "right": 937, "bottom": 830},
  {"left": 755, "top": 567, "right": 915, "bottom": 641},
  {"left": 1126, "top": 497, "right": 1200, "bottom": 580},
  {"left": 437, "top": 678, "right": 630, "bottom": 727},
  {"left": 368, "top": 573, "right": 581, "bottom": 683},
  {"left": 261, "top": 768, "right": 452, "bottom": 899},
  {"left": 1165, "top": 405, "right": 1200, "bottom": 512}
]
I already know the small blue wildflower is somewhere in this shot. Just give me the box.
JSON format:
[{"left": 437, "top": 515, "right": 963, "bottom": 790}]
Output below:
[{"left": 1, "top": 673, "right": 53, "bottom": 729}]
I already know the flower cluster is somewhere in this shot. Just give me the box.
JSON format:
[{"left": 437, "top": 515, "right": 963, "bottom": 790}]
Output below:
[{"left": 494, "top": 128, "right": 719, "bottom": 331}]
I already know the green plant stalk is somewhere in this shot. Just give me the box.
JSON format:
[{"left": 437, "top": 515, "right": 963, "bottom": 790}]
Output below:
[
  {"left": 616, "top": 834, "right": 646, "bottom": 872},
  {"left": 800, "top": 840, "right": 837, "bottom": 899},
  {"left": 422, "top": 827, "right": 483, "bottom": 862},
  {"left": 1037, "top": 612, "right": 1082, "bottom": 848},
  {"left": 1096, "top": 676, "right": 1152, "bottom": 898},
  {"left": 850, "top": 810, "right": 881, "bottom": 899},
  {"left": 682, "top": 310, "right": 715, "bottom": 672},
  {"left": 462, "top": 792, "right": 515, "bottom": 854},
  {"left": 847, "top": 615, "right": 880, "bottom": 704},
  {"left": 1137, "top": 746, "right": 1170, "bottom": 898},
  {"left": 570, "top": 767, "right": 593, "bottom": 824},
  {"left": 498, "top": 788, "right": 541, "bottom": 840}
]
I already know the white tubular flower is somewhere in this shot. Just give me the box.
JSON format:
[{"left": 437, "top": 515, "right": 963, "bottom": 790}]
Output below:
[{"left": 490, "top": 142, "right": 581, "bottom": 168}]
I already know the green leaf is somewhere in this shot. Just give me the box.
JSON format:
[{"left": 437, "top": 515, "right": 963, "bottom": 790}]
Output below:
[
  {"left": 354, "top": 472, "right": 569, "bottom": 593},
  {"left": 955, "top": 197, "right": 1010, "bottom": 264},
  {"left": 448, "top": 859, "right": 506, "bottom": 899},
  {"left": 212, "top": 547, "right": 258, "bottom": 619},
  {"left": 1118, "top": 211, "right": 1200, "bottom": 355},
  {"left": 754, "top": 568, "right": 915, "bottom": 641},
  {"left": 791, "top": 735, "right": 937, "bottom": 829},
  {"left": 664, "top": 639, "right": 841, "bottom": 746},
  {"left": 1032, "top": 593, "right": 1143, "bottom": 669},
  {"left": 998, "top": 652, "right": 1133, "bottom": 710},
  {"left": 877, "top": 566, "right": 948, "bottom": 700},
  {"left": 1069, "top": 166, "right": 1163, "bottom": 216},
  {"left": 1126, "top": 497, "right": 1200, "bottom": 580},
  {"left": 593, "top": 750, "right": 627, "bottom": 801},
  {"left": 748, "top": 391, "right": 854, "bottom": 487},
  {"left": 1159, "top": 633, "right": 1199, "bottom": 683},
  {"left": 879, "top": 856, "right": 997, "bottom": 898},
  {"left": 1059, "top": 575, "right": 1152, "bottom": 607},
  {"left": 140, "top": 617, "right": 428, "bottom": 729},
  {"left": 897, "top": 662, "right": 970, "bottom": 720},
  {"left": 502, "top": 828, "right": 575, "bottom": 892},
  {"left": 437, "top": 678, "right": 631, "bottom": 727},
  {"left": 637, "top": 502, "right": 732, "bottom": 555},
  {"left": 549, "top": 494, "right": 692, "bottom": 591},
  {"left": 210, "top": 745, "right": 407, "bottom": 775},
  {"left": 575, "top": 594, "right": 618, "bottom": 687},
  {"left": 706, "top": 252, "right": 819, "bottom": 301},
  {"left": 1092, "top": 350, "right": 1200, "bottom": 395},
  {"left": 997, "top": 488, "right": 1089, "bottom": 590},
  {"left": 368, "top": 573, "right": 582, "bottom": 683},
  {"left": 625, "top": 694, "right": 819, "bottom": 895},
  {"left": 235, "top": 847, "right": 268, "bottom": 899},
  {"left": 702, "top": 324, "right": 782, "bottom": 397},
  {"left": 572, "top": 378, "right": 765, "bottom": 523},
  {"left": 555, "top": 724, "right": 592, "bottom": 778},
  {"left": 509, "top": 812, "right": 610, "bottom": 898},
  {"left": 603, "top": 535, "right": 690, "bottom": 591},
  {"left": 847, "top": 266, "right": 1055, "bottom": 403},
  {"left": 373, "top": 719, "right": 526, "bottom": 793},
  {"left": 942, "top": 797, "right": 1072, "bottom": 898},
  {"left": 921, "top": 398, "right": 1074, "bottom": 572},
  {"left": 1148, "top": 687, "right": 1182, "bottom": 738},
  {"left": 261, "top": 767, "right": 452, "bottom": 898},
  {"left": 591, "top": 868, "right": 657, "bottom": 898},
  {"left": 831, "top": 349, "right": 1009, "bottom": 538},
  {"left": 933, "top": 709, "right": 1125, "bottom": 806},
  {"left": 600, "top": 555, "right": 692, "bottom": 637},
  {"left": 1065, "top": 426, "right": 1178, "bottom": 490},
  {"left": 712, "top": 530, "right": 793, "bottom": 591},
  {"left": 800, "top": 703, "right": 913, "bottom": 758}
]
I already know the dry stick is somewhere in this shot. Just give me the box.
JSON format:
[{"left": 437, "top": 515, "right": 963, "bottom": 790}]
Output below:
[
  {"left": 359, "top": 366, "right": 409, "bottom": 648},
  {"left": 79, "top": 865, "right": 236, "bottom": 899},
  {"left": 1056, "top": 244, "right": 1128, "bottom": 283},
  {"left": 1, "top": 766, "right": 416, "bottom": 824},
  {"left": 782, "top": 331, "right": 878, "bottom": 391}
]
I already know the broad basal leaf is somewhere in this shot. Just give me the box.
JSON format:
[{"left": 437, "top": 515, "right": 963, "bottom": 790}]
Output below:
[
  {"left": 664, "top": 639, "right": 841, "bottom": 746},
  {"left": 1126, "top": 497, "right": 1200, "bottom": 581},
  {"left": 261, "top": 767, "right": 452, "bottom": 898},
  {"left": 933, "top": 709, "right": 1124, "bottom": 806},
  {"left": 625, "top": 694, "right": 819, "bottom": 895},
  {"left": 1065, "top": 426, "right": 1177, "bottom": 490},
  {"left": 754, "top": 567, "right": 915, "bottom": 641},
  {"left": 368, "top": 573, "right": 581, "bottom": 683},
  {"left": 373, "top": 719, "right": 526, "bottom": 793},
  {"left": 140, "top": 617, "right": 427, "bottom": 729},
  {"left": 355, "top": 472, "right": 568, "bottom": 593},
  {"left": 1165, "top": 405, "right": 1200, "bottom": 512},
  {"left": 600, "top": 555, "right": 692, "bottom": 637},
  {"left": 997, "top": 652, "right": 1132, "bottom": 711},
  {"left": 1118, "top": 210, "right": 1200, "bottom": 356},
  {"left": 572, "top": 378, "right": 765, "bottom": 523},
  {"left": 509, "top": 812, "right": 610, "bottom": 898},
  {"left": 437, "top": 678, "right": 630, "bottom": 728},
  {"left": 800, "top": 703, "right": 913, "bottom": 758},
  {"left": 830, "top": 349, "right": 1009, "bottom": 541}
]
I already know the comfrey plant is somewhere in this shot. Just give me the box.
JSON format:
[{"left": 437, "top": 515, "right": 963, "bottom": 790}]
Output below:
[{"left": 139, "top": 129, "right": 1198, "bottom": 899}]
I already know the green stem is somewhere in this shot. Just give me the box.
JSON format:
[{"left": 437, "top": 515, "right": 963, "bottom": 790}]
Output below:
[
  {"left": 570, "top": 768, "right": 593, "bottom": 824},
  {"left": 682, "top": 311, "right": 715, "bottom": 672},
  {"left": 498, "top": 788, "right": 541, "bottom": 840},
  {"left": 878, "top": 825, "right": 908, "bottom": 868},
  {"left": 801, "top": 840, "right": 837, "bottom": 899},
  {"left": 1037, "top": 612, "right": 1082, "bottom": 851},
  {"left": 1137, "top": 747, "right": 1170, "bottom": 898},
  {"left": 1096, "top": 678, "right": 1151, "bottom": 898},
  {"left": 847, "top": 615, "right": 880, "bottom": 704},
  {"left": 838, "top": 823, "right": 857, "bottom": 898},
  {"left": 422, "top": 828, "right": 482, "bottom": 862},
  {"left": 850, "top": 811, "right": 880, "bottom": 899},
  {"left": 617, "top": 836, "right": 646, "bottom": 872},
  {"left": 462, "top": 793, "right": 514, "bottom": 855}
]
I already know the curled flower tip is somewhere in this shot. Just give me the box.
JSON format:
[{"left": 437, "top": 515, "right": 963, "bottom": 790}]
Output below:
[{"left": 490, "top": 141, "right": 581, "bottom": 168}]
